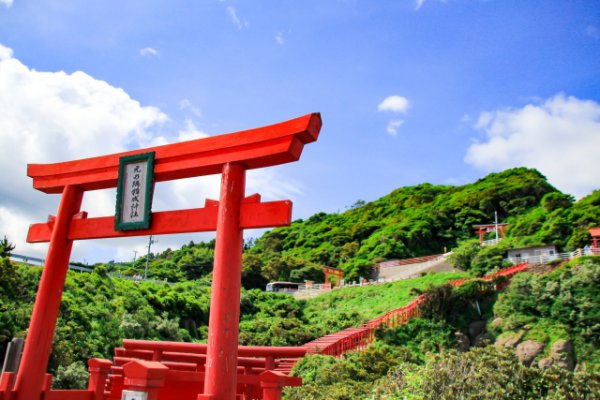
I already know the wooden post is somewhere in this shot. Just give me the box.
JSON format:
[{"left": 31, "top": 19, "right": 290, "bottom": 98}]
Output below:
[
  {"left": 14, "top": 185, "right": 83, "bottom": 400},
  {"left": 203, "top": 163, "right": 246, "bottom": 400},
  {"left": 87, "top": 358, "right": 113, "bottom": 400}
]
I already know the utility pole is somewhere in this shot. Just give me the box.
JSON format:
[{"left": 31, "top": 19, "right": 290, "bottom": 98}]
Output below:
[
  {"left": 144, "top": 236, "right": 156, "bottom": 280},
  {"left": 495, "top": 211, "right": 499, "bottom": 242}
]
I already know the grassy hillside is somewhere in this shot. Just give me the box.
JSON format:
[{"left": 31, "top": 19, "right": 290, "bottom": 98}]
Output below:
[{"left": 286, "top": 257, "right": 600, "bottom": 400}]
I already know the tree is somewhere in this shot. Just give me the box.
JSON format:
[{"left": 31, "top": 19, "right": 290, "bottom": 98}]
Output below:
[
  {"left": 447, "top": 239, "right": 481, "bottom": 271},
  {"left": 0, "top": 236, "right": 15, "bottom": 258}
]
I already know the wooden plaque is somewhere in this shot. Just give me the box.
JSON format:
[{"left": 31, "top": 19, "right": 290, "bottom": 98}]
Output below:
[{"left": 115, "top": 152, "right": 155, "bottom": 231}]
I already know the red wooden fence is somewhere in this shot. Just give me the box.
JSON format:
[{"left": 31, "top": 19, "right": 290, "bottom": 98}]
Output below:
[{"left": 302, "top": 262, "right": 529, "bottom": 357}]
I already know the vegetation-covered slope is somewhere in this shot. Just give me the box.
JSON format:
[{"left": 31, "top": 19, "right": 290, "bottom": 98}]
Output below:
[
  {"left": 287, "top": 258, "right": 600, "bottom": 399},
  {"left": 102, "top": 168, "right": 600, "bottom": 287}
]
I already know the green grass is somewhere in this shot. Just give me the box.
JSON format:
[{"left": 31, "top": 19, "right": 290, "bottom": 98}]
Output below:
[{"left": 302, "top": 271, "right": 469, "bottom": 323}]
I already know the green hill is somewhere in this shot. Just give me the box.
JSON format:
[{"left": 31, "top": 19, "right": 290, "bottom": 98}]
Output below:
[{"left": 101, "top": 167, "right": 600, "bottom": 287}]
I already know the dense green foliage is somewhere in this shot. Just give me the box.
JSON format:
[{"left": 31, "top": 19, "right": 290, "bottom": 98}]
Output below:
[
  {"left": 286, "top": 260, "right": 600, "bottom": 399},
  {"left": 237, "top": 271, "right": 467, "bottom": 346},
  {"left": 372, "top": 347, "right": 599, "bottom": 400},
  {"left": 0, "top": 254, "right": 465, "bottom": 387},
  {"left": 0, "top": 258, "right": 212, "bottom": 383},
  {"left": 248, "top": 168, "right": 560, "bottom": 281},
  {"left": 288, "top": 339, "right": 600, "bottom": 399},
  {"left": 492, "top": 258, "right": 600, "bottom": 369}
]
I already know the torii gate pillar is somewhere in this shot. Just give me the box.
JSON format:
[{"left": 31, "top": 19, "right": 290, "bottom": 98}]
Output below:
[
  {"left": 12, "top": 186, "right": 83, "bottom": 399},
  {"left": 203, "top": 162, "right": 245, "bottom": 399}
]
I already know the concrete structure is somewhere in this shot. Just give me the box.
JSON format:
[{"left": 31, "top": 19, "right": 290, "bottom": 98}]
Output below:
[{"left": 506, "top": 245, "right": 558, "bottom": 265}]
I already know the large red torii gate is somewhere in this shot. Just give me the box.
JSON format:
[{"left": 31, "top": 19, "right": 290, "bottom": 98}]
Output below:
[{"left": 9, "top": 113, "right": 322, "bottom": 400}]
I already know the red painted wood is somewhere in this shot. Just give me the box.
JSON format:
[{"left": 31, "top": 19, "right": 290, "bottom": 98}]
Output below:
[
  {"left": 322, "top": 265, "right": 343, "bottom": 284},
  {"left": 14, "top": 185, "right": 84, "bottom": 400},
  {"left": 28, "top": 113, "right": 322, "bottom": 194},
  {"left": 26, "top": 200, "right": 292, "bottom": 243},
  {"left": 42, "top": 391, "right": 93, "bottom": 400},
  {"left": 203, "top": 163, "right": 246, "bottom": 400},
  {"left": 122, "top": 340, "right": 308, "bottom": 359},
  {"left": 87, "top": 358, "right": 112, "bottom": 400}
]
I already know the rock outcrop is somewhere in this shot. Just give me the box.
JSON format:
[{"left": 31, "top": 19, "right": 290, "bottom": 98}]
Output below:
[
  {"left": 515, "top": 340, "right": 545, "bottom": 366},
  {"left": 550, "top": 339, "right": 574, "bottom": 371},
  {"left": 495, "top": 332, "right": 522, "bottom": 348}
]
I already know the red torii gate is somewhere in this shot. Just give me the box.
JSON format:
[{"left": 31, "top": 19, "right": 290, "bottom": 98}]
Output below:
[
  {"left": 7, "top": 113, "right": 322, "bottom": 400},
  {"left": 322, "top": 265, "right": 343, "bottom": 286},
  {"left": 472, "top": 223, "right": 509, "bottom": 242}
]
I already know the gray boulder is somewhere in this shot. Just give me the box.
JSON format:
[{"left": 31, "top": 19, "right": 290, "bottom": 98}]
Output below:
[
  {"left": 490, "top": 317, "right": 504, "bottom": 329},
  {"left": 538, "top": 357, "right": 554, "bottom": 369},
  {"left": 495, "top": 332, "right": 522, "bottom": 349},
  {"left": 550, "top": 339, "right": 574, "bottom": 371},
  {"left": 515, "top": 340, "right": 545, "bottom": 366}
]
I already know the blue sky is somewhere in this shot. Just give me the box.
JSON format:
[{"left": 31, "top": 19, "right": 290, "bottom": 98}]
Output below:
[{"left": 1, "top": 0, "right": 599, "bottom": 263}]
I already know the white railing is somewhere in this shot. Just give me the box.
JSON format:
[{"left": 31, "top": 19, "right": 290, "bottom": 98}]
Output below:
[
  {"left": 482, "top": 238, "right": 503, "bottom": 246},
  {"left": 9, "top": 253, "right": 170, "bottom": 284},
  {"left": 505, "top": 247, "right": 599, "bottom": 265}
]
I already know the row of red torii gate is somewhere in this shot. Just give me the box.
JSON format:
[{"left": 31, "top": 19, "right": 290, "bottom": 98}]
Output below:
[{"left": 0, "top": 113, "right": 322, "bottom": 400}]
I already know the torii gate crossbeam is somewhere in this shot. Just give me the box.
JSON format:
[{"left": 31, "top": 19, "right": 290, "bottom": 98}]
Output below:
[{"left": 11, "top": 113, "right": 322, "bottom": 400}]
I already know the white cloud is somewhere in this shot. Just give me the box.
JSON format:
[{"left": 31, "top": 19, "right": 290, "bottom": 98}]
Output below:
[
  {"left": 415, "top": 0, "right": 426, "bottom": 10},
  {"left": 465, "top": 94, "right": 600, "bottom": 198},
  {"left": 386, "top": 119, "right": 404, "bottom": 136},
  {"left": 227, "top": 6, "right": 248, "bottom": 30},
  {"left": 140, "top": 47, "right": 159, "bottom": 57},
  {"left": 378, "top": 95, "right": 410, "bottom": 114},
  {"left": 275, "top": 32, "right": 285, "bottom": 45},
  {"left": 586, "top": 25, "right": 600, "bottom": 39},
  {"left": 0, "top": 42, "right": 167, "bottom": 260},
  {"left": 379, "top": 95, "right": 409, "bottom": 136},
  {"left": 179, "top": 99, "right": 203, "bottom": 118},
  {"left": 0, "top": 0, "right": 13, "bottom": 8},
  {"left": 0, "top": 43, "right": 12, "bottom": 60}
]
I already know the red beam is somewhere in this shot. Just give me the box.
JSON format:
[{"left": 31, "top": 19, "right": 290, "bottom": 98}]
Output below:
[
  {"left": 26, "top": 200, "right": 292, "bottom": 243},
  {"left": 28, "top": 113, "right": 322, "bottom": 194},
  {"left": 123, "top": 340, "right": 308, "bottom": 358}
]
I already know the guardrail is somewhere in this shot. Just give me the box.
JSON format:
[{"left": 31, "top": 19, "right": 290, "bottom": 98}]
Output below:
[
  {"left": 505, "top": 247, "right": 599, "bottom": 266},
  {"left": 9, "top": 253, "right": 169, "bottom": 285},
  {"left": 293, "top": 252, "right": 454, "bottom": 298}
]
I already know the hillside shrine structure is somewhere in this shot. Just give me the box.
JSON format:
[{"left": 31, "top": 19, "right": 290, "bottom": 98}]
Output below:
[
  {"left": 322, "top": 265, "right": 343, "bottom": 286},
  {"left": 2, "top": 113, "right": 322, "bottom": 400},
  {"left": 472, "top": 223, "right": 509, "bottom": 243}
]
